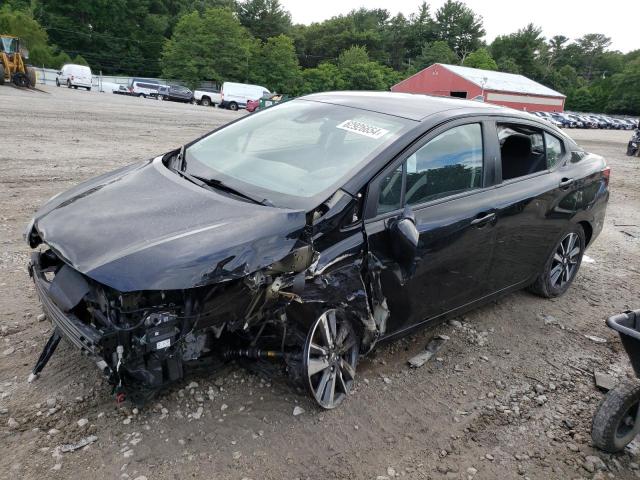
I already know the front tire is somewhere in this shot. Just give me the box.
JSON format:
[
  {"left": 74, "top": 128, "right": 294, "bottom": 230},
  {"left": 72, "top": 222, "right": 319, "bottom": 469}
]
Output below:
[
  {"left": 229, "top": 101, "right": 238, "bottom": 111},
  {"left": 592, "top": 380, "right": 640, "bottom": 453},
  {"left": 529, "top": 225, "right": 585, "bottom": 298},
  {"left": 56, "top": 78, "right": 60, "bottom": 87},
  {"left": 67, "top": 80, "right": 71, "bottom": 89},
  {"left": 303, "top": 309, "right": 359, "bottom": 409}
]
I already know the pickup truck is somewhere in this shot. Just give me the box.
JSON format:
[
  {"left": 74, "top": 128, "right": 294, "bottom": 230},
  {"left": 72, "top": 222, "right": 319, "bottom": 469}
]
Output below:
[{"left": 193, "top": 88, "right": 222, "bottom": 107}]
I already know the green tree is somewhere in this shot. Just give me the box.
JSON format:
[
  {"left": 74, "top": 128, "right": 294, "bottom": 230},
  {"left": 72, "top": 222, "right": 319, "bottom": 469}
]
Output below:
[
  {"left": 250, "top": 34, "right": 301, "bottom": 93},
  {"left": 293, "top": 8, "right": 388, "bottom": 68},
  {"left": 337, "top": 45, "right": 397, "bottom": 90},
  {"left": 405, "top": 2, "right": 435, "bottom": 59},
  {"left": 606, "top": 59, "right": 640, "bottom": 114},
  {"left": 414, "top": 40, "right": 457, "bottom": 70},
  {"left": 491, "top": 24, "right": 545, "bottom": 80},
  {"left": 566, "top": 86, "right": 596, "bottom": 112},
  {"left": 161, "top": 8, "right": 254, "bottom": 87},
  {"left": 462, "top": 48, "right": 497, "bottom": 70},
  {"left": 433, "top": 0, "right": 484, "bottom": 60},
  {"left": 575, "top": 33, "right": 611, "bottom": 80},
  {"left": 497, "top": 57, "right": 520, "bottom": 74},
  {"left": 301, "top": 62, "right": 344, "bottom": 94},
  {"left": 0, "top": 5, "right": 71, "bottom": 67},
  {"left": 237, "top": 0, "right": 291, "bottom": 41}
]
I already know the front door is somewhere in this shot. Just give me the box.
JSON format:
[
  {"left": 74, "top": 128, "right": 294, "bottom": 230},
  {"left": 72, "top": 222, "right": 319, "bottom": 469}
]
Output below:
[{"left": 364, "top": 120, "right": 499, "bottom": 337}]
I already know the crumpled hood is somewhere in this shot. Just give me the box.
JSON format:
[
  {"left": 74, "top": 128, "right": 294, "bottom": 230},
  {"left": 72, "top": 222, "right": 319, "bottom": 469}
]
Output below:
[{"left": 30, "top": 157, "right": 306, "bottom": 292}]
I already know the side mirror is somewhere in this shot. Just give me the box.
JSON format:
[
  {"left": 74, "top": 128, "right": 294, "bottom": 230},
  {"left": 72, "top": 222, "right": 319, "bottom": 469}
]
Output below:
[{"left": 389, "top": 206, "right": 419, "bottom": 263}]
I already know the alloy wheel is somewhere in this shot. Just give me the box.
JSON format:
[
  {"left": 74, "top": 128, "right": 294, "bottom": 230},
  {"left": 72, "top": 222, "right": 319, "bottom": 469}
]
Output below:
[
  {"left": 550, "top": 232, "right": 581, "bottom": 288},
  {"left": 303, "top": 309, "right": 358, "bottom": 409}
]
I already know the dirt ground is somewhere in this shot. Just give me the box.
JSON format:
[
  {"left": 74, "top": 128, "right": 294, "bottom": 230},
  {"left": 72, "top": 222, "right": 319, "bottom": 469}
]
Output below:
[{"left": 1, "top": 85, "right": 639, "bottom": 480}]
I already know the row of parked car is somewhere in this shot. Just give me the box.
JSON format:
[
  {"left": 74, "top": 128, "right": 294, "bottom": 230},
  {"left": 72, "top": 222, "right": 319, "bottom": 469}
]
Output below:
[
  {"left": 114, "top": 78, "right": 271, "bottom": 111},
  {"left": 532, "top": 111, "right": 638, "bottom": 130}
]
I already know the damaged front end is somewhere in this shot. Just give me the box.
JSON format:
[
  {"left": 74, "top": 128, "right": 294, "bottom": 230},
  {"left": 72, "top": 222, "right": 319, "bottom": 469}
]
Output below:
[{"left": 27, "top": 243, "right": 319, "bottom": 404}]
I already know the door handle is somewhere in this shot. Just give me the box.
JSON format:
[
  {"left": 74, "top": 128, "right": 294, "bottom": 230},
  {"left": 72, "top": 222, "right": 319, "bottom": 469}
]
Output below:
[
  {"left": 471, "top": 212, "right": 496, "bottom": 226},
  {"left": 559, "top": 177, "right": 574, "bottom": 189}
]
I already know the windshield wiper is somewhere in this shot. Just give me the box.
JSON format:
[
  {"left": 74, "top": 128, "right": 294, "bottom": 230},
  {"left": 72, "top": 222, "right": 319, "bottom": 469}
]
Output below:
[
  {"left": 204, "top": 177, "right": 274, "bottom": 206},
  {"left": 170, "top": 167, "right": 272, "bottom": 206}
]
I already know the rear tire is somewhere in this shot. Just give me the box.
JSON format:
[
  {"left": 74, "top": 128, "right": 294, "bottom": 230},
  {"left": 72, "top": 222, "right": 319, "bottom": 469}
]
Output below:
[
  {"left": 528, "top": 224, "right": 585, "bottom": 298},
  {"left": 158, "top": 95, "right": 164, "bottom": 101},
  {"left": 67, "top": 80, "right": 71, "bottom": 88},
  {"left": 592, "top": 380, "right": 640, "bottom": 453},
  {"left": 229, "top": 101, "right": 238, "bottom": 111},
  {"left": 86, "top": 86, "right": 91, "bottom": 91},
  {"left": 201, "top": 97, "right": 211, "bottom": 107},
  {"left": 55, "top": 78, "right": 60, "bottom": 87},
  {"left": 0, "top": 64, "right": 4, "bottom": 85}
]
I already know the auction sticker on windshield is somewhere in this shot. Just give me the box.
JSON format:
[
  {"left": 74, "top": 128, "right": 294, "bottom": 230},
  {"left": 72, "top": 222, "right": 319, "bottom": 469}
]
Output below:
[{"left": 337, "top": 119, "right": 389, "bottom": 139}]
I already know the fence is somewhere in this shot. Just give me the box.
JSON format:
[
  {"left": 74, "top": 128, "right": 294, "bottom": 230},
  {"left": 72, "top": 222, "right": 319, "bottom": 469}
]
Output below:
[{"left": 33, "top": 67, "right": 217, "bottom": 92}]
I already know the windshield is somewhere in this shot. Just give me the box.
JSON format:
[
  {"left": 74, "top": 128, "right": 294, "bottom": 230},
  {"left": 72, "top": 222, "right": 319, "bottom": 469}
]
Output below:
[
  {"left": 1, "top": 37, "right": 18, "bottom": 54},
  {"left": 183, "top": 99, "right": 413, "bottom": 205}
]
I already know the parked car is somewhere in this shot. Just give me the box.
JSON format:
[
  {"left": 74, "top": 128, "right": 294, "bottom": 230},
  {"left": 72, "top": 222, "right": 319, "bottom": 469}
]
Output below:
[
  {"left": 220, "top": 81, "right": 270, "bottom": 110},
  {"left": 25, "top": 92, "right": 609, "bottom": 409},
  {"left": 113, "top": 85, "right": 129, "bottom": 95},
  {"left": 157, "top": 85, "right": 193, "bottom": 103},
  {"left": 565, "top": 114, "right": 585, "bottom": 128},
  {"left": 193, "top": 87, "right": 222, "bottom": 107},
  {"left": 56, "top": 64, "right": 92, "bottom": 90},
  {"left": 550, "top": 113, "right": 576, "bottom": 128},
  {"left": 128, "top": 78, "right": 161, "bottom": 98},
  {"left": 575, "top": 114, "right": 598, "bottom": 128},
  {"left": 533, "top": 112, "right": 563, "bottom": 128},
  {"left": 618, "top": 119, "right": 636, "bottom": 130}
]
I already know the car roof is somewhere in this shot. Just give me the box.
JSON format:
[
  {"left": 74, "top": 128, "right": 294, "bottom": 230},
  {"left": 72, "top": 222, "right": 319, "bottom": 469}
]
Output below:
[{"left": 300, "top": 91, "right": 507, "bottom": 121}]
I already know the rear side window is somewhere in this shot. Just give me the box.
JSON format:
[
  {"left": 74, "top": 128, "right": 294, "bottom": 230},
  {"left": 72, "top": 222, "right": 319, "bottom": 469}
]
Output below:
[
  {"left": 498, "top": 124, "right": 546, "bottom": 181},
  {"left": 544, "top": 132, "right": 563, "bottom": 168},
  {"left": 376, "top": 123, "right": 484, "bottom": 213}
]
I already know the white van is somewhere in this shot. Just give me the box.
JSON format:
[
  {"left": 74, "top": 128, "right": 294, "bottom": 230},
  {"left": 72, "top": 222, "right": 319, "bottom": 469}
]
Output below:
[
  {"left": 220, "top": 82, "right": 270, "bottom": 110},
  {"left": 128, "top": 78, "right": 162, "bottom": 98},
  {"left": 56, "top": 64, "right": 92, "bottom": 90}
]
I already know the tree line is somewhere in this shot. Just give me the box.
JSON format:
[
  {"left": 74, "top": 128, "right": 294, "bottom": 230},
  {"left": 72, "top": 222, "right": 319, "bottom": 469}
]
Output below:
[{"left": 1, "top": 0, "right": 638, "bottom": 114}]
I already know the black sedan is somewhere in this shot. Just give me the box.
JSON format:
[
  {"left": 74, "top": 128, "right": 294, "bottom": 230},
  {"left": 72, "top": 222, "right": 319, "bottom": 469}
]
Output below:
[
  {"left": 25, "top": 92, "right": 609, "bottom": 409},
  {"left": 157, "top": 84, "right": 194, "bottom": 103}
]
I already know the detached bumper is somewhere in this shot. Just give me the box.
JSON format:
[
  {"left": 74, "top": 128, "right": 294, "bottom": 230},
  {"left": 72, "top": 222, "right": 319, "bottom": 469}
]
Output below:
[{"left": 29, "top": 252, "right": 103, "bottom": 356}]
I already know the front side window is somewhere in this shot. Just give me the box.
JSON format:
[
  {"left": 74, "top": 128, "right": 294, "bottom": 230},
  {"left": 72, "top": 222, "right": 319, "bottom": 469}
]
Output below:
[
  {"left": 184, "top": 100, "right": 413, "bottom": 203},
  {"left": 544, "top": 132, "right": 563, "bottom": 168},
  {"left": 405, "top": 123, "right": 483, "bottom": 205},
  {"left": 498, "top": 124, "right": 546, "bottom": 181},
  {"left": 376, "top": 123, "right": 484, "bottom": 213}
]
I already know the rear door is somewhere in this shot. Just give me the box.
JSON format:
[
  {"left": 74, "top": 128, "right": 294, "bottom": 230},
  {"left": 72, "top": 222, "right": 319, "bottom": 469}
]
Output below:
[
  {"left": 364, "top": 118, "right": 499, "bottom": 336},
  {"left": 487, "top": 119, "right": 572, "bottom": 291}
]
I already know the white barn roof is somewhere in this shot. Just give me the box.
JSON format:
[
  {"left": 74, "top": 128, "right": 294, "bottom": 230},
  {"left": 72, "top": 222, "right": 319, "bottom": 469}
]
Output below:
[{"left": 440, "top": 64, "right": 565, "bottom": 98}]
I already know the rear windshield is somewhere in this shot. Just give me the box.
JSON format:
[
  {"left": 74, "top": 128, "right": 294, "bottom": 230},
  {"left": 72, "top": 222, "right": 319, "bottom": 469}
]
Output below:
[{"left": 184, "top": 99, "right": 414, "bottom": 205}]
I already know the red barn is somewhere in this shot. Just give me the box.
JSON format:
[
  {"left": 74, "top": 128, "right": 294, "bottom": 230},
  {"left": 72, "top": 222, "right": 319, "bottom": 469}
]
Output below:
[{"left": 391, "top": 63, "right": 565, "bottom": 112}]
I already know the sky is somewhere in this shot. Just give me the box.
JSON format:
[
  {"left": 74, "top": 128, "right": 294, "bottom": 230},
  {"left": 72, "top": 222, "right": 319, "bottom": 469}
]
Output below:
[{"left": 281, "top": 0, "right": 639, "bottom": 53}]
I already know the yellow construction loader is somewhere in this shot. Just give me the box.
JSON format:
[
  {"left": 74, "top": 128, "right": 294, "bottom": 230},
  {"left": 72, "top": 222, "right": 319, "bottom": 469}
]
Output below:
[{"left": 0, "top": 34, "right": 36, "bottom": 87}]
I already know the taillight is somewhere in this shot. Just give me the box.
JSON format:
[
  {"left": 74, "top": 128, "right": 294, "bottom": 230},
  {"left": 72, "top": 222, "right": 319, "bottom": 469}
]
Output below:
[{"left": 602, "top": 166, "right": 610, "bottom": 187}]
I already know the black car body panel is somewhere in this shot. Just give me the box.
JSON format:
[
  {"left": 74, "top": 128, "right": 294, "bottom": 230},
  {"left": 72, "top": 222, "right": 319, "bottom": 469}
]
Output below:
[
  {"left": 25, "top": 91, "right": 609, "bottom": 407},
  {"left": 29, "top": 158, "right": 306, "bottom": 291}
]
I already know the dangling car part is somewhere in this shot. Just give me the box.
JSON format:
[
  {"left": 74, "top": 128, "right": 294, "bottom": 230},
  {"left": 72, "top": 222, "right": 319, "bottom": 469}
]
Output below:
[{"left": 26, "top": 92, "right": 609, "bottom": 409}]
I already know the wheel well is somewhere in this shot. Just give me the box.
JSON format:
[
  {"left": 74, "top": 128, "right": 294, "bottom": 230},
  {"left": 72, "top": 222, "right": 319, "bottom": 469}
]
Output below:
[{"left": 579, "top": 221, "right": 593, "bottom": 246}]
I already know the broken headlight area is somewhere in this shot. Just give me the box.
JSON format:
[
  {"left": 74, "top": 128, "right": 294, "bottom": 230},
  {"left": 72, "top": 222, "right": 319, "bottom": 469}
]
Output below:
[{"left": 28, "top": 247, "right": 325, "bottom": 406}]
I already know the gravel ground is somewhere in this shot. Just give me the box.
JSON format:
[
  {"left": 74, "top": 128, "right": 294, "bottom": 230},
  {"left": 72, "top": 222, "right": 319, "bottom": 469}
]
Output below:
[{"left": 1, "top": 85, "right": 640, "bottom": 480}]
